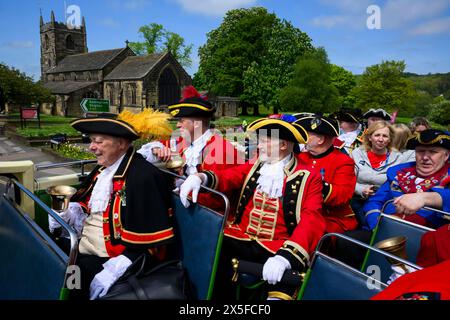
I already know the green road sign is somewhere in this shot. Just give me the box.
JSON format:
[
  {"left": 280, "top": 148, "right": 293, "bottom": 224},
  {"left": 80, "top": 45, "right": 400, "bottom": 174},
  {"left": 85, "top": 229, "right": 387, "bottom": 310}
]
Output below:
[{"left": 80, "top": 98, "right": 110, "bottom": 113}]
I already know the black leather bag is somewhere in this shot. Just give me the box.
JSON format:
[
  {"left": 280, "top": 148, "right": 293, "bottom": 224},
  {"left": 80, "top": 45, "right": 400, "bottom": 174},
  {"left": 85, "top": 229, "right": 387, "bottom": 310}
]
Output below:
[{"left": 100, "top": 255, "right": 189, "bottom": 300}]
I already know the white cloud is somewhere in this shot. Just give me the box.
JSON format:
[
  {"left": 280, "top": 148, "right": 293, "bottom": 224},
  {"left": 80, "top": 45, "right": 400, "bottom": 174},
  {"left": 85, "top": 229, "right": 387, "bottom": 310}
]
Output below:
[
  {"left": 410, "top": 17, "right": 450, "bottom": 35},
  {"left": 382, "top": 0, "right": 450, "bottom": 28},
  {"left": 0, "top": 41, "right": 34, "bottom": 49},
  {"left": 311, "top": 15, "right": 353, "bottom": 28},
  {"left": 173, "top": 0, "right": 257, "bottom": 17},
  {"left": 98, "top": 18, "right": 120, "bottom": 28}
]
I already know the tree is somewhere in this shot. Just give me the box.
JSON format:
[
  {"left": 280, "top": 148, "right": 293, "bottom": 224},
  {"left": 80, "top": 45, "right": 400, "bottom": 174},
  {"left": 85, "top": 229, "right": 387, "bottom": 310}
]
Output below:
[
  {"left": 0, "top": 63, "right": 53, "bottom": 108},
  {"left": 129, "top": 23, "right": 193, "bottom": 68},
  {"left": 241, "top": 19, "right": 313, "bottom": 114},
  {"left": 279, "top": 48, "right": 339, "bottom": 114},
  {"left": 194, "top": 7, "right": 313, "bottom": 115},
  {"left": 429, "top": 100, "right": 450, "bottom": 126},
  {"left": 353, "top": 60, "right": 417, "bottom": 116},
  {"left": 330, "top": 64, "right": 356, "bottom": 108}
]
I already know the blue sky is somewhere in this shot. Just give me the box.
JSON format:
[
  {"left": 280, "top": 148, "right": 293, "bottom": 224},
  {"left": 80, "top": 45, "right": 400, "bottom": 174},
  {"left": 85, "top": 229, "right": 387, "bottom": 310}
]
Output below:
[{"left": 0, "top": 0, "right": 449, "bottom": 80}]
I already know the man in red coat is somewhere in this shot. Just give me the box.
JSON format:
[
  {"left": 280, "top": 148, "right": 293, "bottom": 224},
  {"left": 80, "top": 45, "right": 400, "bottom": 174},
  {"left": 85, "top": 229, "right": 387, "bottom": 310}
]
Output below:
[
  {"left": 137, "top": 86, "right": 242, "bottom": 213},
  {"left": 295, "top": 115, "right": 358, "bottom": 233},
  {"left": 179, "top": 116, "right": 326, "bottom": 300}
]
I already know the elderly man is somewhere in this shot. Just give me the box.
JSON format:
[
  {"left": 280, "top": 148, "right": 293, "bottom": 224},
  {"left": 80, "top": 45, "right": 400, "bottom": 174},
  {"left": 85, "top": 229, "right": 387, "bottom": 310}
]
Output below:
[
  {"left": 179, "top": 117, "right": 325, "bottom": 300},
  {"left": 363, "top": 129, "right": 450, "bottom": 230},
  {"left": 138, "top": 86, "right": 241, "bottom": 213},
  {"left": 295, "top": 115, "right": 358, "bottom": 233},
  {"left": 49, "top": 114, "right": 174, "bottom": 300}
]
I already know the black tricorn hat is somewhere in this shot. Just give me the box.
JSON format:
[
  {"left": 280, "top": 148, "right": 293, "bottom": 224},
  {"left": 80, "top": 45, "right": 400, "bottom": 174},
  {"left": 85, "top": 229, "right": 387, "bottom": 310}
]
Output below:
[
  {"left": 168, "top": 86, "right": 215, "bottom": 118},
  {"left": 363, "top": 108, "right": 392, "bottom": 121},
  {"left": 71, "top": 114, "right": 139, "bottom": 141},
  {"left": 294, "top": 115, "right": 339, "bottom": 137},
  {"left": 406, "top": 129, "right": 450, "bottom": 150},
  {"left": 331, "top": 108, "right": 362, "bottom": 123},
  {"left": 247, "top": 117, "right": 308, "bottom": 143}
]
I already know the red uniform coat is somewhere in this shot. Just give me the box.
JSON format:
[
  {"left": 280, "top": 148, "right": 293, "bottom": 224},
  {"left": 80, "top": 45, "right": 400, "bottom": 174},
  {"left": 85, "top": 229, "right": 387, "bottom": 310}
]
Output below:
[
  {"left": 372, "top": 260, "right": 450, "bottom": 300},
  {"left": 297, "top": 147, "right": 358, "bottom": 233},
  {"left": 203, "top": 155, "right": 326, "bottom": 271},
  {"left": 166, "top": 133, "right": 242, "bottom": 213},
  {"left": 416, "top": 224, "right": 450, "bottom": 268}
]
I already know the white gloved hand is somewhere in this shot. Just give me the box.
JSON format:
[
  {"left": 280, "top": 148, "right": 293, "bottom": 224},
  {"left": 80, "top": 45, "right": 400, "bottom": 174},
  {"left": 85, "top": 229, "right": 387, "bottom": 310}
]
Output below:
[
  {"left": 48, "top": 202, "right": 87, "bottom": 238},
  {"left": 137, "top": 141, "right": 165, "bottom": 163},
  {"left": 262, "top": 255, "right": 291, "bottom": 285},
  {"left": 89, "top": 255, "right": 132, "bottom": 300},
  {"left": 387, "top": 265, "right": 418, "bottom": 285},
  {"left": 179, "top": 174, "right": 203, "bottom": 208},
  {"left": 172, "top": 177, "right": 186, "bottom": 194}
]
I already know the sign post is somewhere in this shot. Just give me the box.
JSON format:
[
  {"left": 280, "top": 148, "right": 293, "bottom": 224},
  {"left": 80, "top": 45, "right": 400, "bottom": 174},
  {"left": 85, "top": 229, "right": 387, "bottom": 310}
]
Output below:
[{"left": 80, "top": 98, "right": 110, "bottom": 115}]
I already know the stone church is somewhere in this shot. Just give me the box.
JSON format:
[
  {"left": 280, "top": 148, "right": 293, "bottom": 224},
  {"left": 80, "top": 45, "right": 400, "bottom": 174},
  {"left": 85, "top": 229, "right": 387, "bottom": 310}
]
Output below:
[{"left": 40, "top": 11, "right": 192, "bottom": 117}]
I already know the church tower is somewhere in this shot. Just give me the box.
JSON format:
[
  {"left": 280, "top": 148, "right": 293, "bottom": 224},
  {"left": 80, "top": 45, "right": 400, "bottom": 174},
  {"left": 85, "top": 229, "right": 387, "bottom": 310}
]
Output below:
[{"left": 40, "top": 10, "right": 88, "bottom": 80}]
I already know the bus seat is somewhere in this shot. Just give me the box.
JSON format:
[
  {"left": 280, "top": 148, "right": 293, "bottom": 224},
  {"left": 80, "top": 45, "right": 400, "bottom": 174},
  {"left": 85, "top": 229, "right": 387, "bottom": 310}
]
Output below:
[
  {"left": 299, "top": 252, "right": 386, "bottom": 300},
  {"left": 172, "top": 194, "right": 225, "bottom": 300},
  {"left": 0, "top": 196, "right": 68, "bottom": 299}
]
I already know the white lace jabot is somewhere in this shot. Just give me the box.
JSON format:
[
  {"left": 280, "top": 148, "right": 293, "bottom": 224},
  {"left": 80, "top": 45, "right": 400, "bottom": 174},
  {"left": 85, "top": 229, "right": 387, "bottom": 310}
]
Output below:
[
  {"left": 88, "top": 154, "right": 125, "bottom": 214},
  {"left": 256, "top": 155, "right": 292, "bottom": 198},
  {"left": 184, "top": 130, "right": 213, "bottom": 175}
]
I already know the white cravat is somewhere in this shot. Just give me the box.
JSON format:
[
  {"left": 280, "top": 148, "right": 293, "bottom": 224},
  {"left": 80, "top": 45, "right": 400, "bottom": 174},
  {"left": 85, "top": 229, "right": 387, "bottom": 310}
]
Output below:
[
  {"left": 256, "top": 155, "right": 292, "bottom": 198},
  {"left": 88, "top": 154, "right": 125, "bottom": 214},
  {"left": 339, "top": 124, "right": 362, "bottom": 148},
  {"left": 184, "top": 130, "right": 213, "bottom": 175}
]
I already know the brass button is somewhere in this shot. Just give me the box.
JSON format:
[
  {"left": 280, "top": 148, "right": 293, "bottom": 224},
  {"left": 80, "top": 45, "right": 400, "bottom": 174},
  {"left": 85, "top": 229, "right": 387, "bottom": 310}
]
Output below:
[
  {"left": 290, "top": 222, "right": 295, "bottom": 227},
  {"left": 289, "top": 211, "right": 294, "bottom": 215},
  {"left": 293, "top": 190, "right": 298, "bottom": 194},
  {"left": 246, "top": 186, "right": 250, "bottom": 190},
  {"left": 251, "top": 177, "right": 256, "bottom": 182},
  {"left": 296, "top": 181, "right": 300, "bottom": 185},
  {"left": 290, "top": 200, "right": 295, "bottom": 204}
]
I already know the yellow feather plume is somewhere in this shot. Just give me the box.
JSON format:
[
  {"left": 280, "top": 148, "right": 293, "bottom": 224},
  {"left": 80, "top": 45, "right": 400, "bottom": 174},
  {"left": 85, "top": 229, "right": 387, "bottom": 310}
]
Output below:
[{"left": 118, "top": 109, "right": 172, "bottom": 140}]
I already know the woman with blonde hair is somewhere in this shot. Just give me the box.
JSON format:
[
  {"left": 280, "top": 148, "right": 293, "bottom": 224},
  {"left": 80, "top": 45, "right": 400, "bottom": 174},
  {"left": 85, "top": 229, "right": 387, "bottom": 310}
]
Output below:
[
  {"left": 391, "top": 124, "right": 416, "bottom": 161},
  {"left": 350, "top": 121, "right": 414, "bottom": 223}
]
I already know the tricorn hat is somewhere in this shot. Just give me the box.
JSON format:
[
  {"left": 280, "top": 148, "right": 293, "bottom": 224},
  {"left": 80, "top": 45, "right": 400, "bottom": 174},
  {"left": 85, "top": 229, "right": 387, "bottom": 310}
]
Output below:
[
  {"left": 294, "top": 115, "right": 339, "bottom": 137},
  {"left": 168, "top": 86, "right": 215, "bottom": 118},
  {"left": 363, "top": 108, "right": 392, "bottom": 121},
  {"left": 247, "top": 117, "right": 308, "bottom": 144},
  {"left": 406, "top": 129, "right": 450, "bottom": 150},
  {"left": 331, "top": 108, "right": 362, "bottom": 123},
  {"left": 71, "top": 114, "right": 139, "bottom": 140}
]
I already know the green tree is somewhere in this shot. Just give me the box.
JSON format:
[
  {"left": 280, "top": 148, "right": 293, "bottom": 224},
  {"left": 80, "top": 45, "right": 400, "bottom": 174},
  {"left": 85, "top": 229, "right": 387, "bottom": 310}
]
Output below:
[
  {"left": 129, "top": 23, "right": 193, "bottom": 67},
  {"left": 330, "top": 64, "right": 356, "bottom": 108},
  {"left": 194, "top": 7, "right": 313, "bottom": 115},
  {"left": 429, "top": 100, "right": 450, "bottom": 126},
  {"left": 353, "top": 60, "right": 417, "bottom": 115},
  {"left": 241, "top": 19, "right": 313, "bottom": 114},
  {"left": 279, "top": 48, "right": 339, "bottom": 114},
  {"left": 0, "top": 63, "right": 53, "bottom": 108}
]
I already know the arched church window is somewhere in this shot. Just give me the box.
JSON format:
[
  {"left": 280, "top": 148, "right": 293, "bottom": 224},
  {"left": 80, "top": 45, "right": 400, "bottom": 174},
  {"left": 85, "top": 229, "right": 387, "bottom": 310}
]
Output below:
[
  {"left": 66, "top": 35, "right": 75, "bottom": 50},
  {"left": 44, "top": 34, "right": 49, "bottom": 50}
]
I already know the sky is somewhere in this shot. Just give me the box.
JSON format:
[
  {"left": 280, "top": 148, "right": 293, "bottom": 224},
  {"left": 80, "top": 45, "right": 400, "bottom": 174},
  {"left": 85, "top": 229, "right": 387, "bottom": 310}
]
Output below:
[{"left": 0, "top": 0, "right": 449, "bottom": 81}]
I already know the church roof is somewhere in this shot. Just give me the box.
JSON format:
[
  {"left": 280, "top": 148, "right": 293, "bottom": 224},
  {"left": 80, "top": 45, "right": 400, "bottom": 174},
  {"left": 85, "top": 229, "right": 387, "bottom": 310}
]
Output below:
[
  {"left": 43, "top": 80, "right": 99, "bottom": 94},
  {"left": 46, "top": 48, "right": 127, "bottom": 74},
  {"left": 104, "top": 53, "right": 165, "bottom": 80}
]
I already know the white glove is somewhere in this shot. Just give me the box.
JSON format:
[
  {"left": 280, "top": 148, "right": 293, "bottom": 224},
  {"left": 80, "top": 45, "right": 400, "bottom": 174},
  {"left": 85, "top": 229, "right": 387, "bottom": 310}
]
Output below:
[
  {"left": 137, "top": 141, "right": 165, "bottom": 163},
  {"left": 179, "top": 174, "right": 203, "bottom": 208},
  {"left": 48, "top": 202, "right": 87, "bottom": 238},
  {"left": 387, "top": 265, "right": 417, "bottom": 285},
  {"left": 89, "top": 255, "right": 132, "bottom": 300},
  {"left": 262, "top": 255, "right": 291, "bottom": 285},
  {"left": 172, "top": 177, "right": 186, "bottom": 194}
]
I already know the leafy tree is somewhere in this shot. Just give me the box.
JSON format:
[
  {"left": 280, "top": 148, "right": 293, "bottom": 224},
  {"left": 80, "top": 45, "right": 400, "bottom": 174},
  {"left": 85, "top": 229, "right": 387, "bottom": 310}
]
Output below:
[
  {"left": 429, "top": 100, "right": 450, "bottom": 126},
  {"left": 194, "top": 7, "right": 313, "bottom": 115},
  {"left": 241, "top": 19, "right": 313, "bottom": 114},
  {"left": 129, "top": 23, "right": 193, "bottom": 68},
  {"left": 330, "top": 64, "right": 356, "bottom": 108},
  {"left": 0, "top": 63, "right": 53, "bottom": 108},
  {"left": 279, "top": 48, "right": 339, "bottom": 114},
  {"left": 353, "top": 60, "right": 417, "bottom": 116}
]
